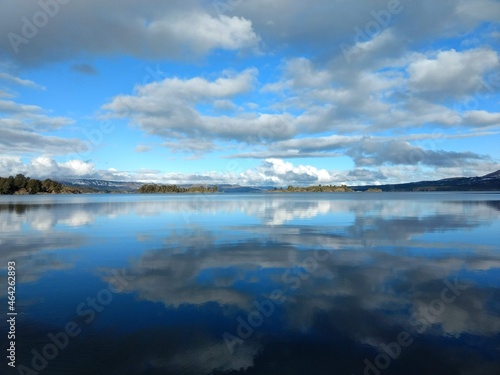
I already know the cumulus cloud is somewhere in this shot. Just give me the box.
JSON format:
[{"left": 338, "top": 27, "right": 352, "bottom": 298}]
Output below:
[
  {"left": 408, "top": 48, "right": 499, "bottom": 100},
  {"left": 104, "top": 68, "right": 297, "bottom": 151},
  {"left": 256, "top": 158, "right": 332, "bottom": 184},
  {"left": 0, "top": 156, "right": 97, "bottom": 179}
]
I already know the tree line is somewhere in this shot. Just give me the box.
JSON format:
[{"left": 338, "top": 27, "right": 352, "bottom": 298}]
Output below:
[
  {"left": 272, "top": 184, "right": 354, "bottom": 192},
  {"left": 138, "top": 184, "right": 219, "bottom": 194},
  {"left": 0, "top": 174, "right": 80, "bottom": 195}
]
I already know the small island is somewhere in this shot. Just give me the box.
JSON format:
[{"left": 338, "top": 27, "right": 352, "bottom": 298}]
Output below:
[
  {"left": 270, "top": 184, "right": 354, "bottom": 192},
  {"left": 138, "top": 184, "right": 219, "bottom": 194},
  {"left": 364, "top": 188, "right": 383, "bottom": 193}
]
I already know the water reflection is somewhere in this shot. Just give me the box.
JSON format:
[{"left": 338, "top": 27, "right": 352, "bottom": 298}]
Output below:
[{"left": 0, "top": 193, "right": 499, "bottom": 374}]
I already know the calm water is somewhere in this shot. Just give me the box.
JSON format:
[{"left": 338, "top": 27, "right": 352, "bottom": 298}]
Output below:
[{"left": 1, "top": 192, "right": 499, "bottom": 375}]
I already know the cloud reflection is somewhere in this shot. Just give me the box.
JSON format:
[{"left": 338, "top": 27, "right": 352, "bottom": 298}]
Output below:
[{"left": 1, "top": 194, "right": 498, "bottom": 374}]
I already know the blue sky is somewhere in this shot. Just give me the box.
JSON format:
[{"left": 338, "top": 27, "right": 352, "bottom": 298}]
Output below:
[{"left": 0, "top": 0, "right": 499, "bottom": 186}]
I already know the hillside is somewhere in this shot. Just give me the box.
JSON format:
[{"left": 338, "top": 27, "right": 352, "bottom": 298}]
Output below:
[{"left": 350, "top": 170, "right": 500, "bottom": 192}]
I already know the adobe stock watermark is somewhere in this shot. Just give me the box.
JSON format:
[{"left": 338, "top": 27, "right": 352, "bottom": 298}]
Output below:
[
  {"left": 141, "top": 64, "right": 167, "bottom": 86},
  {"left": 212, "top": 0, "right": 243, "bottom": 16},
  {"left": 453, "top": 71, "right": 500, "bottom": 115},
  {"left": 15, "top": 268, "right": 134, "bottom": 375},
  {"left": 397, "top": 70, "right": 500, "bottom": 167},
  {"left": 8, "top": 0, "right": 72, "bottom": 54},
  {"left": 361, "top": 277, "right": 470, "bottom": 375},
  {"left": 66, "top": 120, "right": 115, "bottom": 162},
  {"left": 179, "top": 117, "right": 288, "bottom": 227},
  {"left": 223, "top": 243, "right": 333, "bottom": 354},
  {"left": 217, "top": 113, "right": 289, "bottom": 191},
  {"left": 340, "top": 0, "right": 405, "bottom": 63}
]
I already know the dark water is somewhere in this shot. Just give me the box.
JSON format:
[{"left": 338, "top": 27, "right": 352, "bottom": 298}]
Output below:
[{"left": 1, "top": 192, "right": 499, "bottom": 375}]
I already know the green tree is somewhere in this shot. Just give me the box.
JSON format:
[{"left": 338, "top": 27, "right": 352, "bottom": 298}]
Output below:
[
  {"left": 26, "top": 179, "right": 42, "bottom": 194},
  {"left": 0, "top": 177, "right": 15, "bottom": 194},
  {"left": 13, "top": 174, "right": 27, "bottom": 190},
  {"left": 4, "top": 176, "right": 15, "bottom": 194}
]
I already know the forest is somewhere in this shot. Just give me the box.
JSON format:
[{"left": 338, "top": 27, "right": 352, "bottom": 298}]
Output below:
[
  {"left": 138, "top": 184, "right": 219, "bottom": 193},
  {"left": 0, "top": 174, "right": 81, "bottom": 195},
  {"left": 273, "top": 184, "right": 354, "bottom": 192}
]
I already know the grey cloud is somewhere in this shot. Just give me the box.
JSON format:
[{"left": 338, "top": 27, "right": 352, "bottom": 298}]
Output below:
[
  {"left": 231, "top": 0, "right": 498, "bottom": 63},
  {"left": 226, "top": 134, "right": 360, "bottom": 160},
  {"left": 0, "top": 0, "right": 259, "bottom": 66},
  {"left": 272, "top": 135, "right": 359, "bottom": 153},
  {"left": 134, "top": 144, "right": 152, "bottom": 153},
  {"left": 227, "top": 150, "right": 343, "bottom": 159},
  {"left": 71, "top": 63, "right": 98, "bottom": 75},
  {"left": 0, "top": 127, "right": 85, "bottom": 156},
  {"left": 347, "top": 168, "right": 388, "bottom": 181},
  {"left": 346, "top": 138, "right": 490, "bottom": 167},
  {"left": 463, "top": 110, "right": 500, "bottom": 127}
]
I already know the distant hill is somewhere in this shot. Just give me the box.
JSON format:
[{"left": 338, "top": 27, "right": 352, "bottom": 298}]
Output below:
[
  {"left": 350, "top": 170, "right": 500, "bottom": 192},
  {"left": 216, "top": 184, "right": 263, "bottom": 193},
  {"left": 56, "top": 179, "right": 143, "bottom": 193}
]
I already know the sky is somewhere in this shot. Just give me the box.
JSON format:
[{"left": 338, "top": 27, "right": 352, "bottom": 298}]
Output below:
[{"left": 0, "top": 0, "right": 499, "bottom": 186}]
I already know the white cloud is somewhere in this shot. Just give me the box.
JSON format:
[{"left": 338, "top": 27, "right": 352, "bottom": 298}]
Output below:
[
  {"left": 0, "top": 72, "right": 46, "bottom": 90},
  {"left": 148, "top": 12, "right": 259, "bottom": 54},
  {"left": 29, "top": 157, "right": 96, "bottom": 178},
  {"left": 104, "top": 69, "right": 297, "bottom": 151},
  {"left": 0, "top": 157, "right": 96, "bottom": 179},
  {"left": 59, "top": 159, "right": 96, "bottom": 176},
  {"left": 0, "top": 73, "right": 83, "bottom": 156},
  {"left": 408, "top": 48, "right": 499, "bottom": 99},
  {"left": 263, "top": 158, "right": 331, "bottom": 183}
]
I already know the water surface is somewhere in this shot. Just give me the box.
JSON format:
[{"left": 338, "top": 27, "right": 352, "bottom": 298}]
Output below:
[{"left": 1, "top": 192, "right": 499, "bottom": 374}]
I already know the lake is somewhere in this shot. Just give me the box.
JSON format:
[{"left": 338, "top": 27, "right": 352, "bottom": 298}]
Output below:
[{"left": 1, "top": 192, "right": 499, "bottom": 375}]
